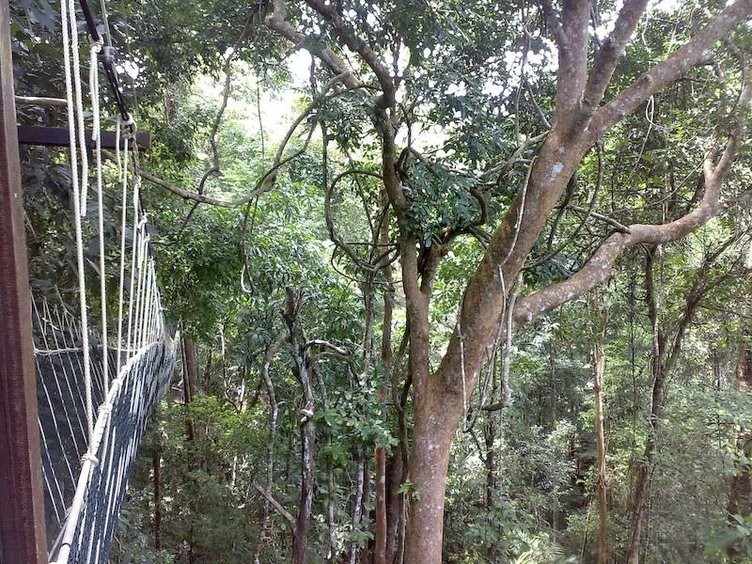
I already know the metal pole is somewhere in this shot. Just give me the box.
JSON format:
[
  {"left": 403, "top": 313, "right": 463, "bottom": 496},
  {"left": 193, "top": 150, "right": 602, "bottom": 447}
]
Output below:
[{"left": 0, "top": 0, "right": 49, "bottom": 561}]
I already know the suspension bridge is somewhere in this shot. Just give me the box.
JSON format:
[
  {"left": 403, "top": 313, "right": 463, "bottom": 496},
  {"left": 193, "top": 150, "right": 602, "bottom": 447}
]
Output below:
[{"left": 0, "top": 0, "right": 178, "bottom": 562}]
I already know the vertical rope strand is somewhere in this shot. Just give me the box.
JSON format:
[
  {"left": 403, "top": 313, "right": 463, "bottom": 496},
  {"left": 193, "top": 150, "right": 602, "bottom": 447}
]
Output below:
[
  {"left": 91, "top": 43, "right": 109, "bottom": 393},
  {"left": 61, "top": 0, "right": 94, "bottom": 437}
]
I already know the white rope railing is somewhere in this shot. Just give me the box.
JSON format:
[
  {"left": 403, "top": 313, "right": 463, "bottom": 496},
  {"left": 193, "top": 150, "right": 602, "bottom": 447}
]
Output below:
[{"left": 29, "top": 1, "right": 178, "bottom": 562}]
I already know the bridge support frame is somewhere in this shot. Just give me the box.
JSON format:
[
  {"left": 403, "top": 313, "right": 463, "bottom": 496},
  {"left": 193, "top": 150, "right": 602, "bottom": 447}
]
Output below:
[{"left": 0, "top": 1, "right": 49, "bottom": 562}]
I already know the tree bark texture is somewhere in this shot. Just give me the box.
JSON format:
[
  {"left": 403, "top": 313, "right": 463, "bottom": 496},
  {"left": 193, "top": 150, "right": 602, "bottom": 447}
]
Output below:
[
  {"left": 182, "top": 335, "right": 199, "bottom": 402},
  {"left": 349, "top": 451, "right": 366, "bottom": 564},
  {"left": 254, "top": 334, "right": 286, "bottom": 564}
]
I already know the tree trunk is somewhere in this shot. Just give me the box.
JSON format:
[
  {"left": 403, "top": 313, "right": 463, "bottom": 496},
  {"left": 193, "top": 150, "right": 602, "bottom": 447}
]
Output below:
[
  {"left": 153, "top": 445, "right": 162, "bottom": 552},
  {"left": 182, "top": 335, "right": 199, "bottom": 402},
  {"left": 349, "top": 450, "right": 366, "bottom": 564},
  {"left": 626, "top": 249, "right": 665, "bottom": 564},
  {"left": 404, "top": 379, "right": 463, "bottom": 564},
  {"left": 385, "top": 452, "right": 404, "bottom": 563},
  {"left": 182, "top": 335, "right": 198, "bottom": 562},
  {"left": 285, "top": 289, "right": 316, "bottom": 564},
  {"left": 590, "top": 297, "right": 609, "bottom": 564},
  {"left": 483, "top": 415, "right": 497, "bottom": 513},
  {"left": 375, "top": 215, "right": 394, "bottom": 564},
  {"left": 254, "top": 334, "right": 285, "bottom": 564},
  {"left": 293, "top": 410, "right": 315, "bottom": 564},
  {"left": 374, "top": 446, "right": 387, "bottom": 564},
  {"left": 727, "top": 333, "right": 752, "bottom": 560}
]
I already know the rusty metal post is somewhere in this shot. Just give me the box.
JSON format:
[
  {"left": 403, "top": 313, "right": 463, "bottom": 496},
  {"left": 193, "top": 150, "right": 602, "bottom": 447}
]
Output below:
[{"left": 0, "top": 0, "right": 49, "bottom": 561}]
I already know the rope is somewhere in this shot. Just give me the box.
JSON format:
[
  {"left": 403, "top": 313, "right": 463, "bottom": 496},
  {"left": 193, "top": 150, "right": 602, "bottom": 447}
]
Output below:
[
  {"left": 90, "top": 42, "right": 109, "bottom": 394},
  {"left": 80, "top": 0, "right": 129, "bottom": 121},
  {"left": 61, "top": 0, "right": 94, "bottom": 437},
  {"left": 33, "top": 2, "right": 178, "bottom": 562}
]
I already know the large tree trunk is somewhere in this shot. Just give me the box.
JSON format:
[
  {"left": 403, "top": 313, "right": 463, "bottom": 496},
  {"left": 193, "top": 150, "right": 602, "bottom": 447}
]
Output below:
[{"left": 404, "top": 378, "right": 463, "bottom": 563}]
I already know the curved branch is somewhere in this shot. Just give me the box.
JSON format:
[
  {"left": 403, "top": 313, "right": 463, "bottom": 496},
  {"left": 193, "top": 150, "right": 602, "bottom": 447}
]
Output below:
[
  {"left": 588, "top": 0, "right": 752, "bottom": 143},
  {"left": 324, "top": 168, "right": 393, "bottom": 273},
  {"left": 515, "top": 62, "right": 752, "bottom": 325},
  {"left": 303, "top": 0, "right": 396, "bottom": 107}
]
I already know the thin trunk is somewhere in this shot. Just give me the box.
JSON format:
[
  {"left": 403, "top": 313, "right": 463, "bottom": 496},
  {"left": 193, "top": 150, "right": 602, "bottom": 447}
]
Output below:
[
  {"left": 182, "top": 335, "right": 197, "bottom": 562},
  {"left": 153, "top": 446, "right": 162, "bottom": 552},
  {"left": 360, "top": 458, "right": 371, "bottom": 563},
  {"left": 385, "top": 452, "right": 404, "bottom": 563},
  {"left": 294, "top": 409, "right": 315, "bottom": 564},
  {"left": 590, "top": 297, "right": 609, "bottom": 564},
  {"left": 183, "top": 335, "right": 199, "bottom": 401},
  {"left": 626, "top": 250, "right": 665, "bottom": 564},
  {"left": 285, "top": 289, "right": 316, "bottom": 564},
  {"left": 313, "top": 340, "right": 338, "bottom": 562},
  {"left": 254, "top": 334, "right": 285, "bottom": 564},
  {"left": 484, "top": 415, "right": 496, "bottom": 510},
  {"left": 326, "top": 459, "right": 337, "bottom": 562},
  {"left": 374, "top": 446, "right": 387, "bottom": 564},
  {"left": 375, "top": 206, "right": 393, "bottom": 564},
  {"left": 204, "top": 346, "right": 213, "bottom": 394},
  {"left": 349, "top": 450, "right": 366, "bottom": 564},
  {"left": 727, "top": 333, "right": 752, "bottom": 560}
]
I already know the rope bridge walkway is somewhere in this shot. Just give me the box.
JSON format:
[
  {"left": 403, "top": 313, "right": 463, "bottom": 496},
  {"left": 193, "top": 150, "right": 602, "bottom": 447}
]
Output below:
[{"left": 12, "top": 0, "right": 178, "bottom": 561}]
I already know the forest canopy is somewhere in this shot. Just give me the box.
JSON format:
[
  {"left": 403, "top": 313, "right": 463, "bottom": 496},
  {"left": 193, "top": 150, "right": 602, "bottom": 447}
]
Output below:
[{"left": 10, "top": 0, "right": 752, "bottom": 562}]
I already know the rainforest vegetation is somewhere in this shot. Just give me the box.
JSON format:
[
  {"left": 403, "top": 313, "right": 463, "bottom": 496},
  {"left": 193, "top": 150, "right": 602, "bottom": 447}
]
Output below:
[{"left": 11, "top": 0, "right": 752, "bottom": 561}]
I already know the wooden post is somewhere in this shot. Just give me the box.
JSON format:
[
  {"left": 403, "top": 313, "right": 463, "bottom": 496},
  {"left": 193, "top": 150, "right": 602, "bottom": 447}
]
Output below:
[{"left": 0, "top": 0, "right": 49, "bottom": 562}]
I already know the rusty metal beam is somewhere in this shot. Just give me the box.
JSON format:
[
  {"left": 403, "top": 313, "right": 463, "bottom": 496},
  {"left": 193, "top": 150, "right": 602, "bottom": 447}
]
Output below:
[{"left": 0, "top": 0, "right": 49, "bottom": 562}]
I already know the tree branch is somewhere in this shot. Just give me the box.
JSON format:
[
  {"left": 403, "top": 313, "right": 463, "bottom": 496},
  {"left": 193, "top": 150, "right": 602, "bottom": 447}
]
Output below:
[
  {"left": 265, "top": 0, "right": 358, "bottom": 89},
  {"left": 514, "top": 61, "right": 752, "bottom": 325},
  {"left": 588, "top": 0, "right": 752, "bottom": 142},
  {"left": 253, "top": 482, "right": 297, "bottom": 531},
  {"left": 582, "top": 0, "right": 650, "bottom": 113},
  {"left": 553, "top": 0, "right": 591, "bottom": 129},
  {"left": 304, "top": 0, "right": 396, "bottom": 107}
]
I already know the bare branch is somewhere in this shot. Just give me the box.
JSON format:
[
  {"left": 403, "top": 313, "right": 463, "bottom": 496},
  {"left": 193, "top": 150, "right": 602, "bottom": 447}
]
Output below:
[
  {"left": 136, "top": 168, "right": 236, "bottom": 207},
  {"left": 568, "top": 205, "right": 632, "bottom": 233},
  {"left": 304, "top": 0, "right": 396, "bottom": 107},
  {"left": 253, "top": 482, "right": 296, "bottom": 530},
  {"left": 15, "top": 95, "right": 67, "bottom": 107},
  {"left": 266, "top": 0, "right": 358, "bottom": 89},
  {"left": 304, "top": 339, "right": 348, "bottom": 357}
]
